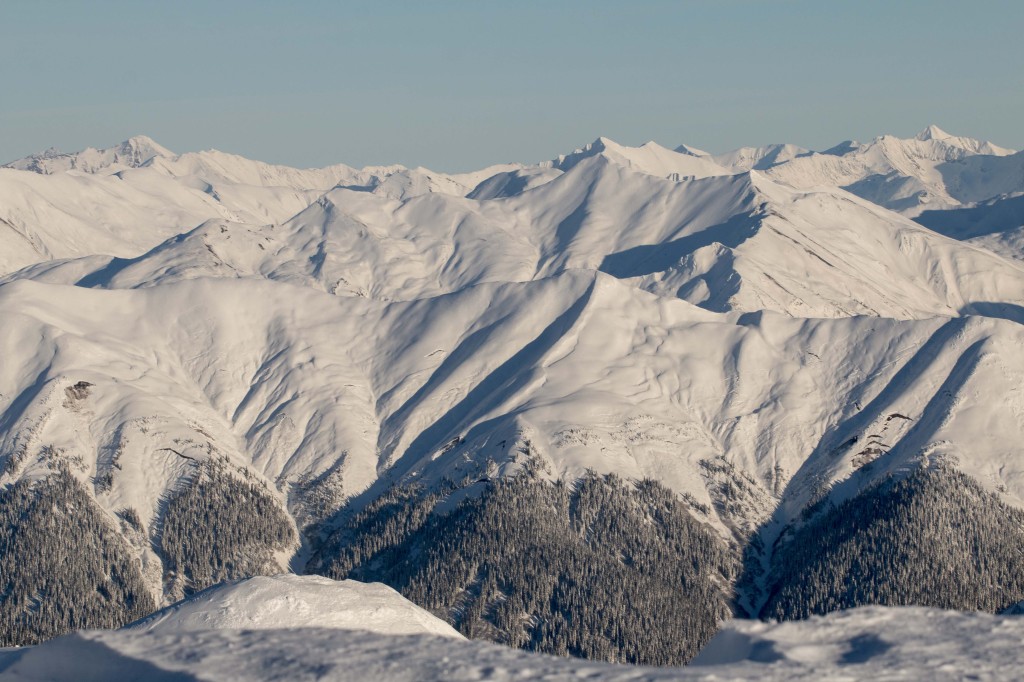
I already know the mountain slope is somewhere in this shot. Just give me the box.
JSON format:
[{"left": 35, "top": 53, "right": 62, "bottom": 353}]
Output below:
[{"left": 3, "top": 272, "right": 1024, "bottom": 548}]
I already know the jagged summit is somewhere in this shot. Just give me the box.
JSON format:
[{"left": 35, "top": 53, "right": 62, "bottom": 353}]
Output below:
[
  {"left": 117, "top": 134, "right": 175, "bottom": 158},
  {"left": 548, "top": 136, "right": 616, "bottom": 171}
]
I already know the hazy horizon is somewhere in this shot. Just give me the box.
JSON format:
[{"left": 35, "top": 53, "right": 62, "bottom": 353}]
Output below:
[{"left": 3, "top": 1, "right": 1022, "bottom": 171}]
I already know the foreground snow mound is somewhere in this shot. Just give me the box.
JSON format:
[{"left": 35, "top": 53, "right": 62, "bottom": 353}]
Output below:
[
  {"left": 126, "top": 575, "right": 462, "bottom": 639},
  {"left": 1, "top": 606, "right": 1021, "bottom": 681}
]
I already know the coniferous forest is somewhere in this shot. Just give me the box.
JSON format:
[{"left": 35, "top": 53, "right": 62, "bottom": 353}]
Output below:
[
  {"left": 313, "top": 469, "right": 738, "bottom": 665},
  {"left": 2, "top": 458, "right": 1024, "bottom": 664},
  {"left": 0, "top": 469, "right": 155, "bottom": 645},
  {"left": 762, "top": 465, "right": 1024, "bottom": 620},
  {"left": 160, "top": 457, "right": 297, "bottom": 600}
]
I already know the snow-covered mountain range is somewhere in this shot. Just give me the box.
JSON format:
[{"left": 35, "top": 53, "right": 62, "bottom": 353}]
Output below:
[{"left": 2, "top": 127, "right": 1024, "bottom": 665}]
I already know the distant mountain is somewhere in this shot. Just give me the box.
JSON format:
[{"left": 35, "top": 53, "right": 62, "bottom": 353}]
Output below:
[
  {"left": 0, "top": 137, "right": 519, "bottom": 275},
  {"left": 708, "top": 143, "right": 812, "bottom": 172},
  {"left": 762, "top": 125, "right": 1020, "bottom": 216},
  {"left": 12, "top": 140, "right": 1024, "bottom": 319},
  {"left": 551, "top": 136, "right": 731, "bottom": 180},
  {"left": 4, "top": 135, "right": 175, "bottom": 174}
]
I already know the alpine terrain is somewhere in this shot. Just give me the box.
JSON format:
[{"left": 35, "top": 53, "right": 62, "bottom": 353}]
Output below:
[{"left": 1, "top": 127, "right": 1024, "bottom": 668}]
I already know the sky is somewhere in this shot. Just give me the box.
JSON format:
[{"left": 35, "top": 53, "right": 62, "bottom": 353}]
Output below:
[{"left": 1, "top": 1, "right": 1022, "bottom": 171}]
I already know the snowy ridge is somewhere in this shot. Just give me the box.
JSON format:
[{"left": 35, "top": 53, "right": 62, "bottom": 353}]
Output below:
[
  {"left": 550, "top": 136, "right": 731, "bottom": 180},
  {"left": 3, "top": 135, "right": 175, "bottom": 175}
]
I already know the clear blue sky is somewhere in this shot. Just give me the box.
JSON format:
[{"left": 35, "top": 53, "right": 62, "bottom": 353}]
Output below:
[{"left": 2, "top": 1, "right": 1021, "bottom": 170}]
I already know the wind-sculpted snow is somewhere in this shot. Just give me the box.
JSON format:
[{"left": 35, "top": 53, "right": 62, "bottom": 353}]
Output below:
[{"left": 2, "top": 606, "right": 1023, "bottom": 681}]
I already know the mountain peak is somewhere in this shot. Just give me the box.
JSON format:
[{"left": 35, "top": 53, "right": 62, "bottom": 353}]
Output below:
[
  {"left": 548, "top": 136, "right": 620, "bottom": 171},
  {"left": 916, "top": 124, "right": 952, "bottom": 141},
  {"left": 120, "top": 134, "right": 173, "bottom": 153},
  {"left": 114, "top": 135, "right": 175, "bottom": 165}
]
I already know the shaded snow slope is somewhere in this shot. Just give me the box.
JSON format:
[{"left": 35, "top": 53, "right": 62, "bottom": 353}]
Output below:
[
  {"left": 126, "top": 575, "right": 462, "bottom": 638},
  {"left": 2, "top": 606, "right": 1022, "bottom": 681}
]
